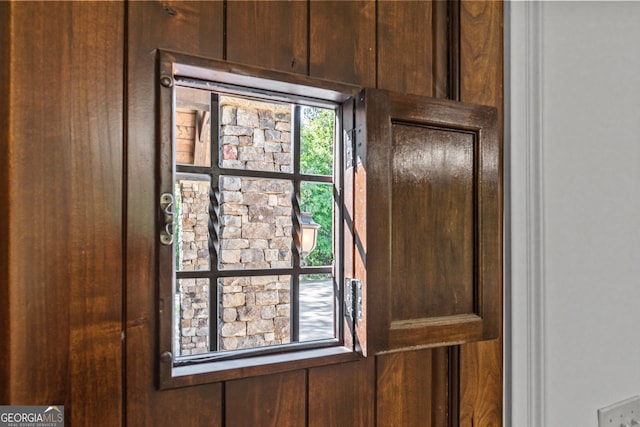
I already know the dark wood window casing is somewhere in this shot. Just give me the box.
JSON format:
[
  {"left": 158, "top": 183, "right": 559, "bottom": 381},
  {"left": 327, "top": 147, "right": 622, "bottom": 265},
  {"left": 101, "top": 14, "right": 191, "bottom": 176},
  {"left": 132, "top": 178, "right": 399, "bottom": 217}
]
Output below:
[{"left": 156, "top": 51, "right": 500, "bottom": 389}]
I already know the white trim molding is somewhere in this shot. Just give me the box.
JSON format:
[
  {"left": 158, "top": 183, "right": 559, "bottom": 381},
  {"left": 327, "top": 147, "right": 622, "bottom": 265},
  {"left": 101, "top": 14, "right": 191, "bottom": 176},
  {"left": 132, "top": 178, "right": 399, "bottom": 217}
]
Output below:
[{"left": 507, "top": 2, "right": 546, "bottom": 426}]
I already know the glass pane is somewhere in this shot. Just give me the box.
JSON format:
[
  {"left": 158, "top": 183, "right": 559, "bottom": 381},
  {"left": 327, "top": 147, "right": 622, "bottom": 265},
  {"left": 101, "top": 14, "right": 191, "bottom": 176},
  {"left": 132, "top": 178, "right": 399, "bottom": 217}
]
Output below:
[
  {"left": 300, "top": 106, "right": 335, "bottom": 176},
  {"left": 175, "top": 174, "right": 211, "bottom": 272},
  {"left": 219, "top": 176, "right": 293, "bottom": 270},
  {"left": 218, "top": 275, "right": 291, "bottom": 351},
  {"left": 219, "top": 95, "right": 293, "bottom": 172},
  {"left": 300, "top": 181, "right": 334, "bottom": 267},
  {"left": 299, "top": 274, "right": 336, "bottom": 341},
  {"left": 175, "top": 86, "right": 211, "bottom": 167},
  {"left": 176, "top": 278, "right": 210, "bottom": 356}
]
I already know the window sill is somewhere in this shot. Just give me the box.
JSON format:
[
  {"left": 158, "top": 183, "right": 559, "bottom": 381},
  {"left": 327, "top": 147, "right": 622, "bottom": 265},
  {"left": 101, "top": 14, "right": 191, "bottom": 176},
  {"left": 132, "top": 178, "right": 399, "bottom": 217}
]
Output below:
[{"left": 159, "top": 345, "right": 362, "bottom": 389}]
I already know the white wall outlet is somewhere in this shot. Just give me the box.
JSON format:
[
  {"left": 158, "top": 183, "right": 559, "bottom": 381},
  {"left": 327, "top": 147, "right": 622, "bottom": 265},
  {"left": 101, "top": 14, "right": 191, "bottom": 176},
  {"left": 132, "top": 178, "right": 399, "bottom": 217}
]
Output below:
[{"left": 598, "top": 396, "right": 640, "bottom": 427}]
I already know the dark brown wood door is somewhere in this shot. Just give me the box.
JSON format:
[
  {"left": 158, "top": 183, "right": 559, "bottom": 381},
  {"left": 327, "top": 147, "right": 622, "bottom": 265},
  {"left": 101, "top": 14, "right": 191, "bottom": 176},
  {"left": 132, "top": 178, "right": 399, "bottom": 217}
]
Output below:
[
  {"left": 126, "top": 1, "right": 503, "bottom": 426},
  {"left": 0, "top": 1, "right": 502, "bottom": 426}
]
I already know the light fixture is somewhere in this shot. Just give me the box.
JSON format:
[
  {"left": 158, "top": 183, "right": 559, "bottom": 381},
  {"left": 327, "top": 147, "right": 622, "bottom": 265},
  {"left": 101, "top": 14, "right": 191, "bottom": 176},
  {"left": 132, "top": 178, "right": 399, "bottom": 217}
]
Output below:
[{"left": 300, "top": 211, "right": 320, "bottom": 259}]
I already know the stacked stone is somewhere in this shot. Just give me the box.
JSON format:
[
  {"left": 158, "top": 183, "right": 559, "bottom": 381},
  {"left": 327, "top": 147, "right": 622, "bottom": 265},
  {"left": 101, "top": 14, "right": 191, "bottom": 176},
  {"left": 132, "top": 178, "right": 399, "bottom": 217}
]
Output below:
[
  {"left": 219, "top": 97, "right": 292, "bottom": 172},
  {"left": 217, "top": 97, "right": 293, "bottom": 351},
  {"left": 177, "top": 97, "right": 296, "bottom": 354},
  {"left": 177, "top": 179, "right": 210, "bottom": 271},
  {"left": 219, "top": 275, "right": 291, "bottom": 350},
  {"left": 176, "top": 179, "right": 211, "bottom": 356},
  {"left": 178, "top": 278, "right": 210, "bottom": 355}
]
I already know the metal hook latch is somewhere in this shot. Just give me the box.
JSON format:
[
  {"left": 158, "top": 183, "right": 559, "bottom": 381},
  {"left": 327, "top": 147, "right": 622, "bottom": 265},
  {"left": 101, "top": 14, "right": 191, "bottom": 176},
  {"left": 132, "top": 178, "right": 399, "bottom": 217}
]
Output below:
[{"left": 160, "top": 192, "right": 175, "bottom": 245}]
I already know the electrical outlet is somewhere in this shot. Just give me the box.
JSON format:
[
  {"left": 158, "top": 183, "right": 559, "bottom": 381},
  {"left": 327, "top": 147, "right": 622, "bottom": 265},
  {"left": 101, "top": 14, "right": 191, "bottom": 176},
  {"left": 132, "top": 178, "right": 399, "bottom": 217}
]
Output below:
[{"left": 598, "top": 396, "right": 640, "bottom": 427}]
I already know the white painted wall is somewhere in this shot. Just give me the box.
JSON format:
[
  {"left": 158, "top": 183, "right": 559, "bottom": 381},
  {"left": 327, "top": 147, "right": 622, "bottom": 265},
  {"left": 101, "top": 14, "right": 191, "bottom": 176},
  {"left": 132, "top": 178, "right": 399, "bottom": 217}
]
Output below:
[{"left": 509, "top": 2, "right": 640, "bottom": 426}]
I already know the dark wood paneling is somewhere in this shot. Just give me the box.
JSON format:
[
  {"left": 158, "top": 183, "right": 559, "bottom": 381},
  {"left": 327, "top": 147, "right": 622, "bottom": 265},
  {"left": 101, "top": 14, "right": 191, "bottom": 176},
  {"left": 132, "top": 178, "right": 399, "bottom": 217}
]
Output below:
[
  {"left": 377, "top": 348, "right": 449, "bottom": 426},
  {"left": 4, "top": 1, "right": 124, "bottom": 424},
  {"left": 459, "top": 1, "right": 504, "bottom": 426},
  {"left": 309, "top": 0, "right": 376, "bottom": 86},
  {"left": 67, "top": 4, "right": 125, "bottom": 423},
  {"left": 362, "top": 88, "right": 499, "bottom": 354},
  {"left": 391, "top": 124, "right": 475, "bottom": 320},
  {"left": 226, "top": 370, "right": 306, "bottom": 427},
  {"left": 308, "top": 359, "right": 375, "bottom": 427},
  {"left": 432, "top": 0, "right": 450, "bottom": 99},
  {"left": 227, "top": 0, "right": 308, "bottom": 74},
  {"left": 0, "top": 0, "right": 11, "bottom": 404},
  {"left": 126, "top": 1, "right": 223, "bottom": 425},
  {"left": 377, "top": 0, "right": 433, "bottom": 96},
  {"left": 376, "top": 6, "right": 458, "bottom": 427},
  {"left": 0, "top": 0, "right": 503, "bottom": 424}
]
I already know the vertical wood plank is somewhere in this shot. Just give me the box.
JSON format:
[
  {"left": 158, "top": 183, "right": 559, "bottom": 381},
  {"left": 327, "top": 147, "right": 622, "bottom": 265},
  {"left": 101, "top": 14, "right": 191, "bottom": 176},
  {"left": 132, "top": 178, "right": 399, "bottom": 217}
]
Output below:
[
  {"left": 308, "top": 359, "right": 375, "bottom": 427},
  {"left": 377, "top": 0, "right": 433, "bottom": 96},
  {"left": 459, "top": 1, "right": 504, "bottom": 426},
  {"left": 5, "top": 2, "right": 124, "bottom": 424},
  {"left": 432, "top": 0, "right": 450, "bottom": 99},
  {"left": 0, "top": 0, "right": 11, "bottom": 404},
  {"left": 225, "top": 370, "right": 307, "bottom": 427},
  {"left": 227, "top": 0, "right": 308, "bottom": 74},
  {"left": 126, "top": 1, "right": 223, "bottom": 425},
  {"left": 67, "top": 3, "right": 125, "bottom": 424},
  {"left": 309, "top": 0, "right": 376, "bottom": 86},
  {"left": 377, "top": 348, "right": 449, "bottom": 427}
]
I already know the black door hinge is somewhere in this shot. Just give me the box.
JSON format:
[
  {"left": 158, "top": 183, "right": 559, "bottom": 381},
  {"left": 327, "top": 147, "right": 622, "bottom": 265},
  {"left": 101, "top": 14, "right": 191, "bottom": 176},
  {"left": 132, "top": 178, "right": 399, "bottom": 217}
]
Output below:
[{"left": 345, "top": 278, "right": 363, "bottom": 322}]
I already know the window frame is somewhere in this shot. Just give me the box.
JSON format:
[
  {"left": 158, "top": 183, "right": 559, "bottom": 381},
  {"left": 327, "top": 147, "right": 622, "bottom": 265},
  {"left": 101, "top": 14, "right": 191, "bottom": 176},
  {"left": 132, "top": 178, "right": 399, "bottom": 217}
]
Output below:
[
  {"left": 156, "top": 51, "right": 362, "bottom": 389},
  {"left": 155, "top": 50, "right": 501, "bottom": 390}
]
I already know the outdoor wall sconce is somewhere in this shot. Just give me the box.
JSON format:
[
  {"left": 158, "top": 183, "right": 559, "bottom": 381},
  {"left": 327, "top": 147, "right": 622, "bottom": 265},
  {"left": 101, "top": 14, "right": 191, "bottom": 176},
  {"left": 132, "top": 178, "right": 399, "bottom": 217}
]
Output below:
[{"left": 300, "top": 211, "right": 320, "bottom": 258}]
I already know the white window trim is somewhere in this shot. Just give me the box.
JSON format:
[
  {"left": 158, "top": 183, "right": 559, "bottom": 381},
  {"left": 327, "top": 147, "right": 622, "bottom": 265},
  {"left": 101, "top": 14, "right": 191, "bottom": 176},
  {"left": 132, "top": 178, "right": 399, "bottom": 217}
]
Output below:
[{"left": 506, "top": 2, "right": 547, "bottom": 427}]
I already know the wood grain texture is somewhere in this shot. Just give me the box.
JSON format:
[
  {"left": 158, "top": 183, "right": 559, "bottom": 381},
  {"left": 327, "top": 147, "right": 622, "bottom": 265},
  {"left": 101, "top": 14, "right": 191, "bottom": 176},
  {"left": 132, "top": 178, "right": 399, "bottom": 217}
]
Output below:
[
  {"left": 4, "top": 4, "right": 124, "bottom": 425},
  {"left": 432, "top": 0, "right": 450, "bottom": 99},
  {"left": 309, "top": 0, "right": 376, "bottom": 86},
  {"left": 459, "top": 1, "right": 504, "bottom": 426},
  {"left": 377, "top": 348, "right": 449, "bottom": 427},
  {"left": 225, "top": 370, "right": 306, "bottom": 427},
  {"left": 363, "top": 89, "right": 499, "bottom": 353},
  {"left": 227, "top": 0, "right": 308, "bottom": 74},
  {"left": 308, "top": 358, "right": 375, "bottom": 427},
  {"left": 126, "top": 1, "right": 223, "bottom": 425},
  {"left": 0, "top": 0, "right": 11, "bottom": 404},
  {"left": 377, "top": 0, "right": 433, "bottom": 96},
  {"left": 0, "top": 0, "right": 503, "bottom": 425},
  {"left": 391, "top": 123, "right": 475, "bottom": 320}
]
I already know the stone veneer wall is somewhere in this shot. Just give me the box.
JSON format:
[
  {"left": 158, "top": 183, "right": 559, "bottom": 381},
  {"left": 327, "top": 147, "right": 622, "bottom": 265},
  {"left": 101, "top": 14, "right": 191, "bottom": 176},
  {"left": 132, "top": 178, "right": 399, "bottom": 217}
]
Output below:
[
  {"left": 177, "top": 97, "right": 294, "bottom": 355},
  {"left": 176, "top": 180, "right": 211, "bottom": 356}
]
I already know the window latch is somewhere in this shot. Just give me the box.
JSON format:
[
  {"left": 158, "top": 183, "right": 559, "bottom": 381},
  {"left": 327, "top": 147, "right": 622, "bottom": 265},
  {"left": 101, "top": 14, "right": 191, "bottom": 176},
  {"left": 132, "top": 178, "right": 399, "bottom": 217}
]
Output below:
[{"left": 159, "top": 192, "right": 175, "bottom": 245}]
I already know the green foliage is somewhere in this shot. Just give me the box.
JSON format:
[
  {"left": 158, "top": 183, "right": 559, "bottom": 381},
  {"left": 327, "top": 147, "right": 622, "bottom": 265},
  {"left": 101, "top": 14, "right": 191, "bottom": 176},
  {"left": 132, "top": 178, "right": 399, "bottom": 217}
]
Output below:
[{"left": 300, "top": 107, "right": 335, "bottom": 266}]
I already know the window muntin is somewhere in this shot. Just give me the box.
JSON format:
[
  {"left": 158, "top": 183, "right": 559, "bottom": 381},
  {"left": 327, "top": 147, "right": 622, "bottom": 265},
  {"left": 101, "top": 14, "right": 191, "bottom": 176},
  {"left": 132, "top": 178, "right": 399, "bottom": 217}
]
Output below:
[{"left": 171, "top": 84, "right": 342, "bottom": 365}]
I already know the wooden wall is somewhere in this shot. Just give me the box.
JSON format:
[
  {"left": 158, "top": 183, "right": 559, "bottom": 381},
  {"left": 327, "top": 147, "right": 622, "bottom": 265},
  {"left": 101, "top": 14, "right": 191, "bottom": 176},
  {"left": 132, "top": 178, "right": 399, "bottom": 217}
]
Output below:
[{"left": 1, "top": 1, "right": 502, "bottom": 426}]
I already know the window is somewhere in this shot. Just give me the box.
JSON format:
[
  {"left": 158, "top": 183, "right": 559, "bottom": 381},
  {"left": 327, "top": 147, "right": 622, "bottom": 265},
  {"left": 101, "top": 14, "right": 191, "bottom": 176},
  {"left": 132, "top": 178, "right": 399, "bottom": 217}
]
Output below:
[
  {"left": 172, "top": 88, "right": 340, "bottom": 354},
  {"left": 157, "top": 52, "right": 363, "bottom": 388},
  {"left": 156, "top": 51, "right": 501, "bottom": 389}
]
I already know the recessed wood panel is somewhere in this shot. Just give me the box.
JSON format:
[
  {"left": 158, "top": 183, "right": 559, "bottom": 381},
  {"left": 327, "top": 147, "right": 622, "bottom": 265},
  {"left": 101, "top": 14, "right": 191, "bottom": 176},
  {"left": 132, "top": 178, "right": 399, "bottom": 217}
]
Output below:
[
  {"left": 361, "top": 87, "right": 499, "bottom": 355},
  {"left": 391, "top": 123, "right": 475, "bottom": 320}
]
